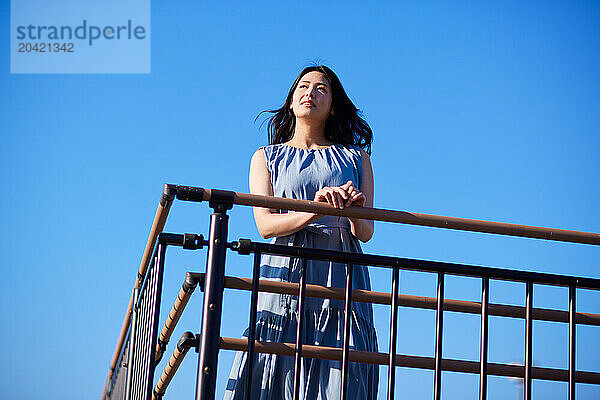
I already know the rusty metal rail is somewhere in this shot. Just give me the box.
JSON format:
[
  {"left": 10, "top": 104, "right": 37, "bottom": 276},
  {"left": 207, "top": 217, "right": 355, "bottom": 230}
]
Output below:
[
  {"left": 219, "top": 337, "right": 600, "bottom": 384},
  {"left": 102, "top": 184, "right": 600, "bottom": 400},
  {"left": 176, "top": 186, "right": 600, "bottom": 245},
  {"left": 192, "top": 273, "right": 600, "bottom": 326}
]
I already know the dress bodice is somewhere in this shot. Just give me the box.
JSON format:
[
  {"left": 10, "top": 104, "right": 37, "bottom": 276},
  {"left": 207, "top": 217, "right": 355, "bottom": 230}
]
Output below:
[
  {"left": 262, "top": 143, "right": 364, "bottom": 229},
  {"left": 263, "top": 143, "right": 363, "bottom": 200}
]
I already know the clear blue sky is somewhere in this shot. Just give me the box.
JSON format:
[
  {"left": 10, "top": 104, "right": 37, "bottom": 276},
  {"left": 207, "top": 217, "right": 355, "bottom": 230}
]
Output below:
[{"left": 1, "top": 1, "right": 599, "bottom": 399}]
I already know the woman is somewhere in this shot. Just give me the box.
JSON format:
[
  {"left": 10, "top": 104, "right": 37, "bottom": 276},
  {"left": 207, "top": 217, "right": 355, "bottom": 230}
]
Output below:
[{"left": 224, "top": 65, "right": 378, "bottom": 399}]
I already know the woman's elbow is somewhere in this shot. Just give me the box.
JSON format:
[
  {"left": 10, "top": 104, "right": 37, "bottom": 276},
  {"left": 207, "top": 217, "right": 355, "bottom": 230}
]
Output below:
[
  {"left": 256, "top": 224, "right": 274, "bottom": 240},
  {"left": 258, "top": 229, "right": 271, "bottom": 240},
  {"left": 354, "top": 226, "right": 374, "bottom": 243},
  {"left": 362, "top": 223, "right": 375, "bottom": 242},
  {"left": 254, "top": 214, "right": 273, "bottom": 239},
  {"left": 358, "top": 232, "right": 374, "bottom": 243}
]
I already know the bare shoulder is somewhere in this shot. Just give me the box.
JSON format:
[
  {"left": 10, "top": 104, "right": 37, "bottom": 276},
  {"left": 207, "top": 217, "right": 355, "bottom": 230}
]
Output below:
[
  {"left": 251, "top": 147, "right": 266, "bottom": 160},
  {"left": 249, "top": 147, "right": 271, "bottom": 182},
  {"left": 249, "top": 147, "right": 273, "bottom": 197},
  {"left": 250, "top": 147, "right": 268, "bottom": 168}
]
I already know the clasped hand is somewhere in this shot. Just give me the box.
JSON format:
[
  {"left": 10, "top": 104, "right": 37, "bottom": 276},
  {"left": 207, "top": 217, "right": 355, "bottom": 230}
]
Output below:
[{"left": 313, "top": 180, "right": 365, "bottom": 209}]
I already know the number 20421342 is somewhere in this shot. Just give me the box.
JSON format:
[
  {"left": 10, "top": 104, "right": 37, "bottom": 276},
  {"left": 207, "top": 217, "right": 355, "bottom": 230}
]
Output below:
[{"left": 18, "top": 42, "right": 74, "bottom": 52}]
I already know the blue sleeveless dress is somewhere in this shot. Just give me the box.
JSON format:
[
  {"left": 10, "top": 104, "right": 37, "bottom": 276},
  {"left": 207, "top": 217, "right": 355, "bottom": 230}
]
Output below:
[{"left": 224, "top": 143, "right": 379, "bottom": 400}]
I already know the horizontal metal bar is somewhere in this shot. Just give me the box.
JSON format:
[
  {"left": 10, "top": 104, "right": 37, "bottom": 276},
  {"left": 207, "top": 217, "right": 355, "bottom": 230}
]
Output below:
[
  {"left": 232, "top": 240, "right": 600, "bottom": 290},
  {"left": 169, "top": 185, "right": 600, "bottom": 245},
  {"left": 157, "top": 233, "right": 208, "bottom": 249},
  {"left": 195, "top": 274, "right": 600, "bottom": 326},
  {"left": 219, "top": 337, "right": 600, "bottom": 384},
  {"left": 197, "top": 273, "right": 600, "bottom": 326}
]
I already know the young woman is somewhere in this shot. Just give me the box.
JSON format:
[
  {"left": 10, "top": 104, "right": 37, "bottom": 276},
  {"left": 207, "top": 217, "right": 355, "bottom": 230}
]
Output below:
[{"left": 224, "top": 65, "right": 378, "bottom": 399}]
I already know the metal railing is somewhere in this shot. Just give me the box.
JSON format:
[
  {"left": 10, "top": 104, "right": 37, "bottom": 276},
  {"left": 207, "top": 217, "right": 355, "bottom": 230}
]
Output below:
[
  {"left": 102, "top": 231, "right": 206, "bottom": 400},
  {"left": 105, "top": 240, "right": 166, "bottom": 400},
  {"left": 102, "top": 184, "right": 600, "bottom": 400}
]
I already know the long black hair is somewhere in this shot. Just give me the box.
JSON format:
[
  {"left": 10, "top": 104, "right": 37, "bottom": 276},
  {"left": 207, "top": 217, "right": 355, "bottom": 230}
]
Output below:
[{"left": 257, "top": 65, "right": 373, "bottom": 155}]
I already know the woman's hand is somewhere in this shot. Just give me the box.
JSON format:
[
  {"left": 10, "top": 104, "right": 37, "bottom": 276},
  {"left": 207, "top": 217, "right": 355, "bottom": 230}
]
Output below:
[
  {"left": 314, "top": 180, "right": 365, "bottom": 209},
  {"left": 313, "top": 151, "right": 374, "bottom": 243},
  {"left": 341, "top": 180, "right": 366, "bottom": 207},
  {"left": 313, "top": 179, "right": 372, "bottom": 242}
]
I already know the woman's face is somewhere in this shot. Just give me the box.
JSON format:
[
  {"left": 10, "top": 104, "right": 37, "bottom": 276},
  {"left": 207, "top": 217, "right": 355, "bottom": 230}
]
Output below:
[{"left": 290, "top": 71, "right": 333, "bottom": 123}]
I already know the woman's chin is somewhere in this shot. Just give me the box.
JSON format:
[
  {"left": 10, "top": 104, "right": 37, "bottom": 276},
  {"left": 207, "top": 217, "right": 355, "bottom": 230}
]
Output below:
[{"left": 295, "top": 111, "right": 327, "bottom": 122}]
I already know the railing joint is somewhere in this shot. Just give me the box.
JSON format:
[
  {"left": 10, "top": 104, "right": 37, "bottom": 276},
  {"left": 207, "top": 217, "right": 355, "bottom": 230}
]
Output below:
[
  {"left": 157, "top": 233, "right": 171, "bottom": 245},
  {"left": 155, "top": 339, "right": 168, "bottom": 364},
  {"left": 158, "top": 338, "right": 168, "bottom": 352},
  {"left": 183, "top": 233, "right": 206, "bottom": 250},
  {"left": 161, "top": 183, "right": 178, "bottom": 207},
  {"left": 175, "top": 185, "right": 206, "bottom": 203},
  {"left": 208, "top": 189, "right": 235, "bottom": 212},
  {"left": 136, "top": 272, "right": 144, "bottom": 287},
  {"left": 184, "top": 272, "right": 200, "bottom": 293},
  {"left": 177, "top": 331, "right": 199, "bottom": 352},
  {"left": 233, "top": 238, "right": 253, "bottom": 255}
]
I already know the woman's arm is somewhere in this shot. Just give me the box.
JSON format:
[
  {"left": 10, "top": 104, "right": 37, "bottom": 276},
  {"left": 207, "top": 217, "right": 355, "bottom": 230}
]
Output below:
[
  {"left": 348, "top": 149, "right": 375, "bottom": 242},
  {"left": 249, "top": 149, "right": 321, "bottom": 239}
]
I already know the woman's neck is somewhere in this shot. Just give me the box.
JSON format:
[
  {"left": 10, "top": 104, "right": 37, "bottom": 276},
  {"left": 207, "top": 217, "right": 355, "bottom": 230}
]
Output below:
[{"left": 288, "top": 119, "right": 332, "bottom": 149}]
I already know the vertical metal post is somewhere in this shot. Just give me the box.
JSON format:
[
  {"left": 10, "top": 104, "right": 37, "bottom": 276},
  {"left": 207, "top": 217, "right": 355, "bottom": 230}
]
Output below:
[
  {"left": 245, "top": 251, "right": 261, "bottom": 399},
  {"left": 524, "top": 281, "right": 533, "bottom": 400},
  {"left": 387, "top": 267, "right": 400, "bottom": 400},
  {"left": 479, "top": 277, "right": 489, "bottom": 400},
  {"left": 125, "top": 287, "right": 139, "bottom": 400},
  {"left": 569, "top": 284, "right": 576, "bottom": 400},
  {"left": 196, "top": 204, "right": 230, "bottom": 400},
  {"left": 293, "top": 258, "right": 307, "bottom": 400},
  {"left": 434, "top": 272, "right": 445, "bottom": 400},
  {"left": 341, "top": 263, "right": 354, "bottom": 400}
]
